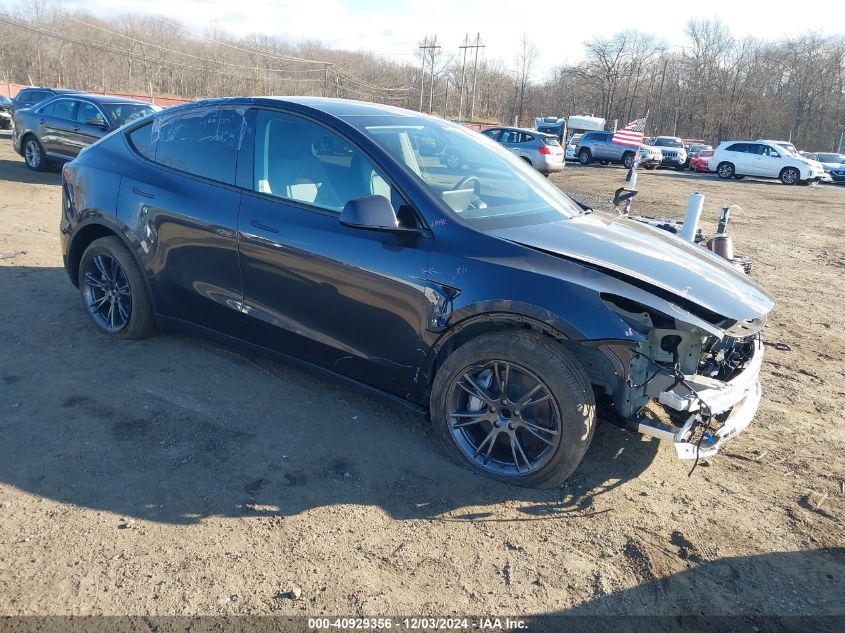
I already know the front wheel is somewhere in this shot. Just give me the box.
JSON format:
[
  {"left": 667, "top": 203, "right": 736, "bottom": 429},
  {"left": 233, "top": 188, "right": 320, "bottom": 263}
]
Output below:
[
  {"left": 578, "top": 149, "right": 591, "bottom": 165},
  {"left": 430, "top": 331, "right": 596, "bottom": 488},
  {"left": 780, "top": 167, "right": 800, "bottom": 185},
  {"left": 622, "top": 153, "right": 635, "bottom": 169},
  {"left": 78, "top": 237, "right": 155, "bottom": 339}
]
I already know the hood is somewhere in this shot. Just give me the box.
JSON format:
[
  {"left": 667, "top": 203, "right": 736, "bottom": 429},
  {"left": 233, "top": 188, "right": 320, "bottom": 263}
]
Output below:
[{"left": 488, "top": 212, "right": 774, "bottom": 323}]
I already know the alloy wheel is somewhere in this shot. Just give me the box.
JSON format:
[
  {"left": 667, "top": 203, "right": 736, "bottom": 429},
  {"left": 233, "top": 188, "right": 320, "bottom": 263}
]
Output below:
[
  {"left": 446, "top": 360, "right": 561, "bottom": 477},
  {"left": 82, "top": 253, "right": 132, "bottom": 333},
  {"left": 25, "top": 139, "right": 41, "bottom": 168}
]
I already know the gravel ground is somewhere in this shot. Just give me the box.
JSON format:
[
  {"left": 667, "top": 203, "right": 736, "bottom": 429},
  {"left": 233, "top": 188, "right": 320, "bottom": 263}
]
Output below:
[{"left": 0, "top": 130, "right": 843, "bottom": 621}]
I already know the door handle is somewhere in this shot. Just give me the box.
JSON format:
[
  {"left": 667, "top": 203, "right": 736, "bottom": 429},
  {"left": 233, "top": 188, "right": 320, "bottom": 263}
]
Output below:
[
  {"left": 250, "top": 218, "right": 279, "bottom": 234},
  {"left": 73, "top": 126, "right": 80, "bottom": 132},
  {"left": 132, "top": 186, "right": 155, "bottom": 199}
]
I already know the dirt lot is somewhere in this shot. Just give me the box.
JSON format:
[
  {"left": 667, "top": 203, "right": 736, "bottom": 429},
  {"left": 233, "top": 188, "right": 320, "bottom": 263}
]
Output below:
[{"left": 0, "top": 130, "right": 843, "bottom": 621}]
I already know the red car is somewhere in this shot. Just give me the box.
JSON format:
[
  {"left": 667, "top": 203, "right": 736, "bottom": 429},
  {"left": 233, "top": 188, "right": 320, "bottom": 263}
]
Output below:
[{"left": 689, "top": 147, "right": 714, "bottom": 172}]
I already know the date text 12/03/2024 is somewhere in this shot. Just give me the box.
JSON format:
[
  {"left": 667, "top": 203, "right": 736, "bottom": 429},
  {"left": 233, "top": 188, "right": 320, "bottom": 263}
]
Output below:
[{"left": 307, "top": 618, "right": 528, "bottom": 630}]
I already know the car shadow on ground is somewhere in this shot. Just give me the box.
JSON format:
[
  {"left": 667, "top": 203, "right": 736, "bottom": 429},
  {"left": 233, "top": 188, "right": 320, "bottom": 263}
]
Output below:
[
  {"left": 0, "top": 265, "right": 661, "bottom": 525},
  {"left": 536, "top": 548, "right": 844, "bottom": 632}
]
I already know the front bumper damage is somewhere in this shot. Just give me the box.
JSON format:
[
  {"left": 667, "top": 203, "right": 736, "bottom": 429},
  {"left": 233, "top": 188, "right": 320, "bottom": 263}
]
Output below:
[{"left": 638, "top": 337, "right": 764, "bottom": 459}]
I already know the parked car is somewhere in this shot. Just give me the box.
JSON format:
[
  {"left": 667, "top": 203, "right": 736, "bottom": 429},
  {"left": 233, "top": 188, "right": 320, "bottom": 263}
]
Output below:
[
  {"left": 13, "top": 93, "right": 155, "bottom": 170},
  {"left": 638, "top": 143, "right": 663, "bottom": 169},
  {"left": 651, "top": 136, "right": 687, "bottom": 169},
  {"left": 9, "top": 86, "right": 82, "bottom": 117},
  {"left": 757, "top": 139, "right": 798, "bottom": 156},
  {"left": 684, "top": 143, "right": 712, "bottom": 169},
  {"left": 810, "top": 152, "right": 845, "bottom": 183},
  {"left": 710, "top": 140, "right": 826, "bottom": 185},
  {"left": 564, "top": 133, "right": 583, "bottom": 161},
  {"left": 60, "top": 97, "right": 773, "bottom": 487},
  {"left": 0, "top": 96, "right": 11, "bottom": 129},
  {"left": 689, "top": 148, "right": 715, "bottom": 173},
  {"left": 481, "top": 126, "right": 565, "bottom": 175},
  {"left": 576, "top": 131, "right": 639, "bottom": 169}
]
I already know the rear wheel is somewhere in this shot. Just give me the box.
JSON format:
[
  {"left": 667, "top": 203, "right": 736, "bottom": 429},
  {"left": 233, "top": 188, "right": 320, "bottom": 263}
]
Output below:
[
  {"left": 78, "top": 237, "right": 154, "bottom": 339},
  {"left": 717, "top": 162, "right": 735, "bottom": 179},
  {"left": 622, "top": 152, "right": 635, "bottom": 169},
  {"left": 430, "top": 331, "right": 596, "bottom": 488},
  {"left": 780, "top": 167, "right": 799, "bottom": 185},
  {"left": 23, "top": 135, "right": 47, "bottom": 171}
]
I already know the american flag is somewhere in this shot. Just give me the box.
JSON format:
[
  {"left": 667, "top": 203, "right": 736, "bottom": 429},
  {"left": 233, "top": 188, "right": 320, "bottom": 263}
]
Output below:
[{"left": 612, "top": 115, "right": 648, "bottom": 147}]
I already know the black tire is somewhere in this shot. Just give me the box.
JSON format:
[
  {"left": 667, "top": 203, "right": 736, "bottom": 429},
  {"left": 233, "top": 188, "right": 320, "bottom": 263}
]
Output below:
[
  {"left": 716, "top": 161, "right": 735, "bottom": 179},
  {"left": 78, "top": 236, "right": 155, "bottom": 339},
  {"left": 779, "top": 167, "right": 800, "bottom": 185},
  {"left": 578, "top": 148, "right": 592, "bottom": 165},
  {"left": 23, "top": 134, "right": 48, "bottom": 171},
  {"left": 430, "top": 331, "right": 596, "bottom": 488},
  {"left": 622, "top": 152, "right": 635, "bottom": 169}
]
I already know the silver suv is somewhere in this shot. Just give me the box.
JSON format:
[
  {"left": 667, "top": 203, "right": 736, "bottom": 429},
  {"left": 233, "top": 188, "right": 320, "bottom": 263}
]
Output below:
[{"left": 575, "top": 131, "right": 638, "bottom": 169}]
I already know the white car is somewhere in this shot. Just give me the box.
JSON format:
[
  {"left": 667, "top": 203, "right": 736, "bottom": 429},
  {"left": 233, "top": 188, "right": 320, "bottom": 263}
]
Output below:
[{"left": 709, "top": 140, "right": 826, "bottom": 185}]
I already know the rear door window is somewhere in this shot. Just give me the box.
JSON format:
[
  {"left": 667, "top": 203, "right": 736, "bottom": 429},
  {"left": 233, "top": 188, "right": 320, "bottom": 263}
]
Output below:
[{"left": 152, "top": 107, "right": 245, "bottom": 185}]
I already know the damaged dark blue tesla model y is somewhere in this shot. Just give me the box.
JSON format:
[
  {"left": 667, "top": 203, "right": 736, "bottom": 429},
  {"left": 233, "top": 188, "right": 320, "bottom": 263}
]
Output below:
[{"left": 60, "top": 97, "right": 773, "bottom": 487}]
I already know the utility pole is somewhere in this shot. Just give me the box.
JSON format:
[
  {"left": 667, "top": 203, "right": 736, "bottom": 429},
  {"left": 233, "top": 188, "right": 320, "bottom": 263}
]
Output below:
[
  {"left": 457, "top": 34, "right": 470, "bottom": 122},
  {"left": 468, "top": 33, "right": 485, "bottom": 123},
  {"left": 418, "top": 35, "right": 440, "bottom": 112},
  {"left": 654, "top": 57, "right": 668, "bottom": 132},
  {"left": 323, "top": 63, "right": 330, "bottom": 98},
  {"left": 444, "top": 78, "right": 450, "bottom": 117}
]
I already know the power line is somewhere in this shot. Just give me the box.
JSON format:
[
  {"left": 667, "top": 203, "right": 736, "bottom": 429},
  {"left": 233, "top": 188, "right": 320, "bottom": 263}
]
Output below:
[{"left": 0, "top": 15, "right": 323, "bottom": 86}]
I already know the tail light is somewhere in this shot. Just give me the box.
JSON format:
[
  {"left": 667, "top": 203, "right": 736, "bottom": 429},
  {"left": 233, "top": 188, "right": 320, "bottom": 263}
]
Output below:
[{"left": 538, "top": 146, "right": 551, "bottom": 155}]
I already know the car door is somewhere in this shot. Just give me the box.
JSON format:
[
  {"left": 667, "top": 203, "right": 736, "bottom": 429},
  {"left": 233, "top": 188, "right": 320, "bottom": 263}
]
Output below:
[
  {"left": 596, "top": 132, "right": 616, "bottom": 160},
  {"left": 67, "top": 101, "right": 109, "bottom": 157},
  {"left": 117, "top": 106, "right": 245, "bottom": 336},
  {"left": 38, "top": 98, "right": 79, "bottom": 158},
  {"left": 498, "top": 129, "right": 520, "bottom": 153},
  {"left": 756, "top": 144, "right": 782, "bottom": 177},
  {"left": 236, "top": 108, "right": 434, "bottom": 397},
  {"left": 481, "top": 128, "right": 502, "bottom": 142}
]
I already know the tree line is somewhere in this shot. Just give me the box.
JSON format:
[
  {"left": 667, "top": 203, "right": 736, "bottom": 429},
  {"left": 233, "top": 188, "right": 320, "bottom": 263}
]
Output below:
[{"left": 1, "top": 2, "right": 842, "bottom": 151}]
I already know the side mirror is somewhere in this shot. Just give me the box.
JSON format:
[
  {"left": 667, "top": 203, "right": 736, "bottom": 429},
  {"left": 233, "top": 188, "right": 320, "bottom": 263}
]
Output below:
[
  {"left": 340, "top": 195, "right": 400, "bottom": 231},
  {"left": 86, "top": 118, "right": 108, "bottom": 129}
]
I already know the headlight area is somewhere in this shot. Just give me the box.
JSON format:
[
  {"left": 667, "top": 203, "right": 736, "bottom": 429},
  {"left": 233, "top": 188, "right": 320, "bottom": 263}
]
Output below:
[{"left": 600, "top": 295, "right": 765, "bottom": 465}]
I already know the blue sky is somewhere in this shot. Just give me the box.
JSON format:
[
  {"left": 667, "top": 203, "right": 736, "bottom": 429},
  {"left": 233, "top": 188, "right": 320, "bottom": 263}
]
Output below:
[{"left": 9, "top": 0, "right": 844, "bottom": 75}]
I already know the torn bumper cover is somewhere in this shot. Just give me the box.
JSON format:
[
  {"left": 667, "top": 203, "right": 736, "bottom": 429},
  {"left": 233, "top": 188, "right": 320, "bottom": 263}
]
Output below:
[{"left": 657, "top": 337, "right": 764, "bottom": 459}]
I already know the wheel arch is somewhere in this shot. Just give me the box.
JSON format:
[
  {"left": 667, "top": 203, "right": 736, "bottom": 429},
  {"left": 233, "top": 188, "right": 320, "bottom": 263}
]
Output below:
[
  {"left": 66, "top": 220, "right": 158, "bottom": 312},
  {"left": 420, "top": 307, "right": 626, "bottom": 405}
]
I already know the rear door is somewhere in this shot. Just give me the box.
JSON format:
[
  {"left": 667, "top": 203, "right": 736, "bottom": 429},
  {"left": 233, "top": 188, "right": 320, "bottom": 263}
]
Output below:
[
  {"left": 117, "top": 106, "right": 245, "bottom": 336},
  {"left": 595, "top": 132, "right": 616, "bottom": 160},
  {"left": 38, "top": 98, "right": 79, "bottom": 158}
]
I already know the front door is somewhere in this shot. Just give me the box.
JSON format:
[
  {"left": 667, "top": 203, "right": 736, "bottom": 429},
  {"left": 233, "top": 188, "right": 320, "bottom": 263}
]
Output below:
[{"left": 237, "top": 108, "right": 434, "bottom": 398}]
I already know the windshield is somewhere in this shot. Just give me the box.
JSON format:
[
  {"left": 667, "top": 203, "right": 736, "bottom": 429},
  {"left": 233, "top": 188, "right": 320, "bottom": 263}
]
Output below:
[
  {"left": 352, "top": 116, "right": 581, "bottom": 225},
  {"left": 101, "top": 103, "right": 155, "bottom": 128},
  {"left": 654, "top": 138, "right": 683, "bottom": 148},
  {"left": 817, "top": 153, "right": 845, "bottom": 163}
]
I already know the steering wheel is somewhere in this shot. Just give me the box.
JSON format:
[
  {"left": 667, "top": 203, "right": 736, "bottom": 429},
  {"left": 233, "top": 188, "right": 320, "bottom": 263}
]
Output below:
[{"left": 452, "top": 175, "right": 481, "bottom": 194}]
